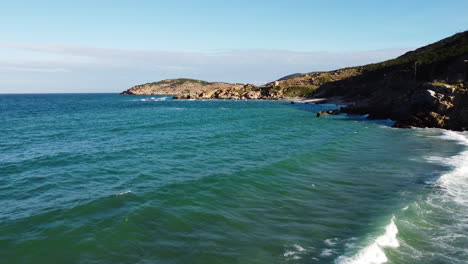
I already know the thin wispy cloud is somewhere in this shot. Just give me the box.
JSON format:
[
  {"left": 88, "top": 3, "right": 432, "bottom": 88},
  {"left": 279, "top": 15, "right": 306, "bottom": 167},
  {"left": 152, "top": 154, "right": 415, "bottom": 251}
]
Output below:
[
  {"left": 0, "top": 66, "right": 70, "bottom": 73},
  {"left": 0, "top": 42, "right": 412, "bottom": 93}
]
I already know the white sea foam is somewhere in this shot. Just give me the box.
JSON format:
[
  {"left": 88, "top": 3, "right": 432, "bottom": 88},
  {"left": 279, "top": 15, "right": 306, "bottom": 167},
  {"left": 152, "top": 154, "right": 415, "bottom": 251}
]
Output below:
[
  {"left": 115, "top": 190, "right": 132, "bottom": 196},
  {"left": 413, "top": 131, "right": 468, "bottom": 261},
  {"left": 433, "top": 131, "right": 468, "bottom": 205},
  {"left": 283, "top": 244, "right": 307, "bottom": 260},
  {"left": 336, "top": 216, "right": 399, "bottom": 264},
  {"left": 324, "top": 238, "right": 338, "bottom": 246},
  {"left": 438, "top": 130, "right": 468, "bottom": 145},
  {"left": 138, "top": 97, "right": 168, "bottom": 102},
  {"left": 336, "top": 130, "right": 468, "bottom": 264},
  {"left": 293, "top": 244, "right": 305, "bottom": 252},
  {"left": 424, "top": 131, "right": 468, "bottom": 205},
  {"left": 321, "top": 248, "right": 336, "bottom": 257}
]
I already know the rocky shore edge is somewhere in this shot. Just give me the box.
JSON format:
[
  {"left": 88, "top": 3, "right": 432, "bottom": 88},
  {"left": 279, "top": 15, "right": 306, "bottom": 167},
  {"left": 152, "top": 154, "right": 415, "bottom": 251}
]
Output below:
[{"left": 315, "top": 81, "right": 467, "bottom": 131}]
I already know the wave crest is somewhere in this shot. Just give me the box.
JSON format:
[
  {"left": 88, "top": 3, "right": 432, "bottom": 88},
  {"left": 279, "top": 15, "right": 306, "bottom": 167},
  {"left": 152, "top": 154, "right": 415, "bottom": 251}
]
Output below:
[{"left": 336, "top": 216, "right": 399, "bottom": 264}]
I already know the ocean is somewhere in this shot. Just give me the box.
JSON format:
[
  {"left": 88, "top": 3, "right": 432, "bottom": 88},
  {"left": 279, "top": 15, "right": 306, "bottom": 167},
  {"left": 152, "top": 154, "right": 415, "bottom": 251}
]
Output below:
[{"left": 0, "top": 94, "right": 467, "bottom": 264}]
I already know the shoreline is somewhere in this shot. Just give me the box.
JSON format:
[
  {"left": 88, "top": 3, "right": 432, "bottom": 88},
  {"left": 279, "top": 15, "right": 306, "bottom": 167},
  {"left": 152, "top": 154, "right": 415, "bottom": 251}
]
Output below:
[
  {"left": 133, "top": 93, "right": 351, "bottom": 107},
  {"left": 295, "top": 96, "right": 349, "bottom": 106}
]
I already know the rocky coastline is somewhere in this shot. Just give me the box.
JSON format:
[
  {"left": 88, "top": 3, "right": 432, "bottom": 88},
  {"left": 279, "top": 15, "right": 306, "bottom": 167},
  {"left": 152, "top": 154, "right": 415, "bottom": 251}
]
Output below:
[
  {"left": 121, "top": 31, "right": 468, "bottom": 131},
  {"left": 317, "top": 82, "right": 468, "bottom": 131}
]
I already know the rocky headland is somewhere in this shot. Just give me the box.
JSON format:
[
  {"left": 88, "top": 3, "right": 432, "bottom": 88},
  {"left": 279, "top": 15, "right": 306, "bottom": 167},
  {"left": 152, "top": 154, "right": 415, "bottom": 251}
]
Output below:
[{"left": 121, "top": 31, "right": 468, "bottom": 131}]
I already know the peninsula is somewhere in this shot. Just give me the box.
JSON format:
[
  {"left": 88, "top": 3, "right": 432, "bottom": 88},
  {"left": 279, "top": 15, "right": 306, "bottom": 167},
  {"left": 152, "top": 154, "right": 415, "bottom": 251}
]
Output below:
[{"left": 121, "top": 31, "right": 468, "bottom": 131}]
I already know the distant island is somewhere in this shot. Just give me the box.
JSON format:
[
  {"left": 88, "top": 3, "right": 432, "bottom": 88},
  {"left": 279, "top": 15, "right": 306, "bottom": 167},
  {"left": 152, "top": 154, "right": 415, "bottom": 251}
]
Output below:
[{"left": 121, "top": 31, "right": 468, "bottom": 131}]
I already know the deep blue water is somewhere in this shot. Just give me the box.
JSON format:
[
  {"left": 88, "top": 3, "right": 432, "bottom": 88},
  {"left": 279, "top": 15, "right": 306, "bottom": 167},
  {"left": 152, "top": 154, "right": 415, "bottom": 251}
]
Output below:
[{"left": 0, "top": 94, "right": 467, "bottom": 264}]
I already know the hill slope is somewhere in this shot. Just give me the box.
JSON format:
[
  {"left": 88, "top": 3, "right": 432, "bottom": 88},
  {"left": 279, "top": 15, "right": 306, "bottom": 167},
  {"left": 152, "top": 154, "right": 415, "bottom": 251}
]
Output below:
[
  {"left": 311, "top": 31, "right": 468, "bottom": 131},
  {"left": 120, "top": 78, "right": 244, "bottom": 95}
]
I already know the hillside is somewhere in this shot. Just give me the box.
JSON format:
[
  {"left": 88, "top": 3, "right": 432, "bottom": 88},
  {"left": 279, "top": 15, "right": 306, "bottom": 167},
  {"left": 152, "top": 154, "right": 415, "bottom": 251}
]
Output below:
[
  {"left": 312, "top": 31, "right": 468, "bottom": 131},
  {"left": 120, "top": 78, "right": 245, "bottom": 95},
  {"left": 121, "top": 78, "right": 322, "bottom": 99},
  {"left": 121, "top": 31, "right": 468, "bottom": 130}
]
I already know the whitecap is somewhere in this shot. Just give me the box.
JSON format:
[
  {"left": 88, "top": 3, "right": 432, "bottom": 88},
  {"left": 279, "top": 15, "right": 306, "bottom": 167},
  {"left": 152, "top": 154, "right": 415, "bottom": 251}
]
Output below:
[
  {"left": 336, "top": 216, "right": 399, "bottom": 264},
  {"left": 324, "top": 238, "right": 338, "bottom": 246},
  {"left": 320, "top": 248, "right": 336, "bottom": 257},
  {"left": 283, "top": 244, "right": 307, "bottom": 260},
  {"left": 439, "top": 130, "right": 468, "bottom": 145},
  {"left": 115, "top": 190, "right": 132, "bottom": 196},
  {"left": 293, "top": 244, "right": 306, "bottom": 252}
]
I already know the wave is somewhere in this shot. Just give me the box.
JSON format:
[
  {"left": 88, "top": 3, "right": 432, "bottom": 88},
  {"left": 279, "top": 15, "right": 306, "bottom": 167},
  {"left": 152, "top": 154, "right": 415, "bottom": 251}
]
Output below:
[
  {"left": 283, "top": 244, "right": 307, "bottom": 260},
  {"left": 405, "top": 130, "right": 468, "bottom": 262},
  {"left": 438, "top": 130, "right": 468, "bottom": 145},
  {"left": 336, "top": 216, "right": 399, "bottom": 264},
  {"left": 134, "top": 96, "right": 169, "bottom": 102},
  {"left": 336, "top": 130, "right": 468, "bottom": 264},
  {"left": 115, "top": 190, "right": 132, "bottom": 196},
  {"left": 427, "top": 130, "right": 468, "bottom": 207}
]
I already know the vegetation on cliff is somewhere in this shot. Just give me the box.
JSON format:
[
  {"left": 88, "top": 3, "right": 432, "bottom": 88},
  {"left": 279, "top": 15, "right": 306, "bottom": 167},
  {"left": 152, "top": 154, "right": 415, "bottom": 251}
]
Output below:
[
  {"left": 121, "top": 78, "right": 244, "bottom": 96},
  {"left": 313, "top": 31, "right": 468, "bottom": 131},
  {"left": 363, "top": 31, "right": 468, "bottom": 73},
  {"left": 135, "top": 78, "right": 211, "bottom": 89}
]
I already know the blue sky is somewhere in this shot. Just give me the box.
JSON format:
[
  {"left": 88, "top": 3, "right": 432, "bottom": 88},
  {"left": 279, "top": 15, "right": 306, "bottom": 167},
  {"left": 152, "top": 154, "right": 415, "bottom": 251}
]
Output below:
[{"left": 0, "top": 0, "right": 466, "bottom": 93}]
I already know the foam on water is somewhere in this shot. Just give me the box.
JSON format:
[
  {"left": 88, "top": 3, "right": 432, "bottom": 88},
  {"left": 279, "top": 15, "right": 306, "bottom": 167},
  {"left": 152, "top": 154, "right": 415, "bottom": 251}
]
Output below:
[
  {"left": 422, "top": 131, "right": 468, "bottom": 210},
  {"left": 408, "top": 130, "right": 468, "bottom": 262},
  {"left": 336, "top": 216, "right": 399, "bottom": 264},
  {"left": 324, "top": 238, "right": 338, "bottom": 246},
  {"left": 283, "top": 244, "right": 307, "bottom": 260},
  {"left": 434, "top": 131, "right": 468, "bottom": 203},
  {"left": 136, "top": 96, "right": 168, "bottom": 102},
  {"left": 337, "top": 130, "right": 468, "bottom": 264},
  {"left": 115, "top": 190, "right": 132, "bottom": 196},
  {"left": 321, "top": 248, "right": 337, "bottom": 257}
]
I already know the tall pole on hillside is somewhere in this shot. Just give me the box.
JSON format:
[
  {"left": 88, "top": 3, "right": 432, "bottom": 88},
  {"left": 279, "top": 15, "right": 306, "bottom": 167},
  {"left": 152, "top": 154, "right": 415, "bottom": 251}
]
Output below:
[
  {"left": 464, "top": 60, "right": 468, "bottom": 82},
  {"left": 414, "top": 62, "right": 419, "bottom": 81}
]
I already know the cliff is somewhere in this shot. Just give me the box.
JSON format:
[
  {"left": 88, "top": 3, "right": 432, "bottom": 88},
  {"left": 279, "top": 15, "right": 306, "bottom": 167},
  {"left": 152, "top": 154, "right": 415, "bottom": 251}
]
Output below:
[{"left": 313, "top": 31, "right": 468, "bottom": 131}]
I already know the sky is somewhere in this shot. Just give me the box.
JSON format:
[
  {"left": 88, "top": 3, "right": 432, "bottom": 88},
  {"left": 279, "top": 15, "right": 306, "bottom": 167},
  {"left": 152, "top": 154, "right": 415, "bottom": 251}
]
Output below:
[{"left": 0, "top": 0, "right": 467, "bottom": 93}]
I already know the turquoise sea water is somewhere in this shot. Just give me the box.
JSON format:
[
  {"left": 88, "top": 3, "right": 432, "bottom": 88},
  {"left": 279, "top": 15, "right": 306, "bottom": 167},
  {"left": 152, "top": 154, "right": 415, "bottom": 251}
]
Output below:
[{"left": 0, "top": 94, "right": 467, "bottom": 264}]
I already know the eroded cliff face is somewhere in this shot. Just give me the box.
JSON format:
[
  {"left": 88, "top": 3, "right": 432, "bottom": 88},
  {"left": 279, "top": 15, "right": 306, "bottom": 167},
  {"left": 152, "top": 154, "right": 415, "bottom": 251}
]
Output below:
[
  {"left": 329, "top": 82, "right": 468, "bottom": 131},
  {"left": 313, "top": 31, "right": 468, "bottom": 131}
]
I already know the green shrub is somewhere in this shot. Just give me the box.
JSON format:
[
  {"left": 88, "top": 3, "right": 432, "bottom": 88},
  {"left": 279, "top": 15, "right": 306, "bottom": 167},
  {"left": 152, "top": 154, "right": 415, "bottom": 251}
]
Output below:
[{"left": 283, "top": 86, "right": 316, "bottom": 97}]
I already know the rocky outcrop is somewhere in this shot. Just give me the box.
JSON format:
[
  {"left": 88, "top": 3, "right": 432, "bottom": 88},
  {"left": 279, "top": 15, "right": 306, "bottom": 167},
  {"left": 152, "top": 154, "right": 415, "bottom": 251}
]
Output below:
[
  {"left": 331, "top": 82, "right": 467, "bottom": 131},
  {"left": 173, "top": 85, "right": 282, "bottom": 100},
  {"left": 311, "top": 31, "right": 468, "bottom": 131},
  {"left": 391, "top": 83, "right": 468, "bottom": 130},
  {"left": 120, "top": 78, "right": 245, "bottom": 96},
  {"left": 122, "top": 79, "right": 319, "bottom": 100}
]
